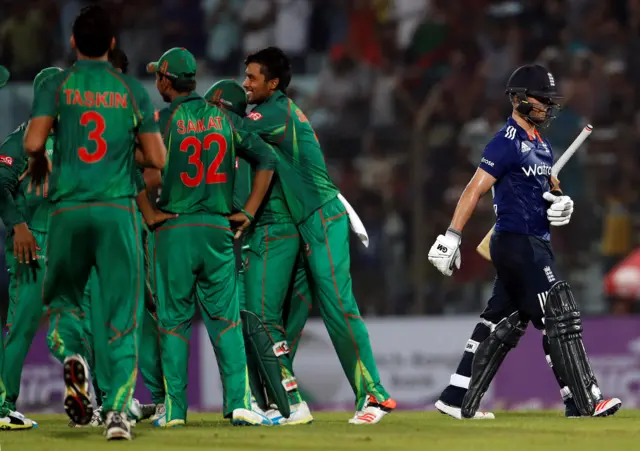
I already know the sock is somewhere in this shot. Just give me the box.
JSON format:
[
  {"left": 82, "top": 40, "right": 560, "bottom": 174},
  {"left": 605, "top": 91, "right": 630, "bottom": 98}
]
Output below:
[
  {"left": 542, "top": 332, "right": 571, "bottom": 402},
  {"left": 439, "top": 321, "right": 492, "bottom": 407}
]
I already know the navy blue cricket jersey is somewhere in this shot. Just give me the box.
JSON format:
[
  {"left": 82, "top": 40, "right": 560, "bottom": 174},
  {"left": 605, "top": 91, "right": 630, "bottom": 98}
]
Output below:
[{"left": 479, "top": 117, "right": 553, "bottom": 241}]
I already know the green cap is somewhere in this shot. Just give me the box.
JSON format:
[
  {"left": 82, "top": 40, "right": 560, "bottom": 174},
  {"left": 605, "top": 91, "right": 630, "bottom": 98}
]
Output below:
[
  {"left": 204, "top": 80, "right": 247, "bottom": 116},
  {"left": 33, "top": 67, "right": 63, "bottom": 92},
  {"left": 147, "top": 47, "right": 197, "bottom": 80},
  {"left": 0, "top": 66, "right": 10, "bottom": 89}
]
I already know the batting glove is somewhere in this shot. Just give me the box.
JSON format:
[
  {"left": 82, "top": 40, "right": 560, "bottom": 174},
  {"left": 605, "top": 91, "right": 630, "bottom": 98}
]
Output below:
[
  {"left": 542, "top": 192, "right": 574, "bottom": 227},
  {"left": 428, "top": 229, "right": 461, "bottom": 276}
]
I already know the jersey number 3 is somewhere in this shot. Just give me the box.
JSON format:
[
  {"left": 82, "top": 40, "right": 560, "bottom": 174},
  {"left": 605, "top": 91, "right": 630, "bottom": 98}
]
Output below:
[
  {"left": 78, "top": 111, "right": 107, "bottom": 163},
  {"left": 180, "top": 133, "right": 227, "bottom": 188}
]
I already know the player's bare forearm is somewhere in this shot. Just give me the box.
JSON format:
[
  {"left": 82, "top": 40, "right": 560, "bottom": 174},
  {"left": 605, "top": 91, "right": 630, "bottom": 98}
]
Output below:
[
  {"left": 143, "top": 168, "right": 162, "bottom": 189},
  {"left": 243, "top": 169, "right": 274, "bottom": 217},
  {"left": 449, "top": 167, "right": 496, "bottom": 233},
  {"left": 24, "top": 117, "right": 54, "bottom": 155},
  {"left": 137, "top": 132, "right": 167, "bottom": 169},
  {"left": 136, "top": 190, "right": 156, "bottom": 225}
]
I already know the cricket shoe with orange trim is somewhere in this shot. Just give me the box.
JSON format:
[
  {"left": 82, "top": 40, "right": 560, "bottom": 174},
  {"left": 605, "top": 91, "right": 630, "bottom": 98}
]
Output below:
[
  {"left": 348, "top": 396, "right": 396, "bottom": 424},
  {"left": 267, "top": 401, "right": 313, "bottom": 425},
  {"left": 435, "top": 400, "right": 495, "bottom": 420},
  {"left": 63, "top": 354, "right": 94, "bottom": 426},
  {"left": 593, "top": 398, "right": 622, "bottom": 417}
]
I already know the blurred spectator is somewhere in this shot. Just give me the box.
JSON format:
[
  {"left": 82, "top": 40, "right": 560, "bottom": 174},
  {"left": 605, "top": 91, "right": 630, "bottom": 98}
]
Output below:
[
  {"left": 242, "top": 0, "right": 276, "bottom": 55},
  {"left": 0, "top": 2, "right": 53, "bottom": 80},
  {"left": 274, "top": 0, "right": 312, "bottom": 73},
  {"left": 202, "top": 0, "right": 243, "bottom": 75}
]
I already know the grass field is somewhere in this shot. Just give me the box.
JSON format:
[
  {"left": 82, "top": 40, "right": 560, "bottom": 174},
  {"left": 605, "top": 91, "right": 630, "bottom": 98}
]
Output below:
[{"left": 1, "top": 411, "right": 639, "bottom": 451}]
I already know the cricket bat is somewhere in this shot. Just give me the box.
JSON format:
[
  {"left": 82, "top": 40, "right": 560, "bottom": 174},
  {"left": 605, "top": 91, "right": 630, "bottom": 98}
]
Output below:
[{"left": 476, "top": 124, "right": 593, "bottom": 261}]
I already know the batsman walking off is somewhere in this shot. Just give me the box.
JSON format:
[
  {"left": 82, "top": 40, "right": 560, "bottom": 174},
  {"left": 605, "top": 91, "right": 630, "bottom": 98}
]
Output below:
[
  {"left": 24, "top": 5, "right": 167, "bottom": 440},
  {"left": 428, "top": 64, "right": 622, "bottom": 419},
  {"left": 241, "top": 47, "right": 395, "bottom": 424},
  {"left": 144, "top": 47, "right": 276, "bottom": 427}
]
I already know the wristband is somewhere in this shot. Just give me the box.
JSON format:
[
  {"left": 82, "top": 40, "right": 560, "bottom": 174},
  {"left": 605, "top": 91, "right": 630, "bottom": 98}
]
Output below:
[
  {"left": 241, "top": 209, "right": 255, "bottom": 223},
  {"left": 446, "top": 227, "right": 462, "bottom": 245}
]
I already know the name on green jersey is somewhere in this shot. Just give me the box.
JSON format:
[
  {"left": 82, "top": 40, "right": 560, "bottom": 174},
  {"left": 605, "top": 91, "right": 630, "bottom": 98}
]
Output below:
[
  {"left": 63, "top": 89, "right": 128, "bottom": 109},
  {"left": 176, "top": 116, "right": 224, "bottom": 134}
]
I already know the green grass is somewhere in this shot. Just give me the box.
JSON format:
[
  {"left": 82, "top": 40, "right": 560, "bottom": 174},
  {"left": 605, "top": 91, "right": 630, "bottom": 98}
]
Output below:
[{"left": 1, "top": 411, "right": 640, "bottom": 451}]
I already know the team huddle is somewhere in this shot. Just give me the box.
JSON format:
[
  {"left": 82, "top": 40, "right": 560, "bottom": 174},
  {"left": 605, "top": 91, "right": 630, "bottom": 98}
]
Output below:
[{"left": 0, "top": 5, "right": 396, "bottom": 440}]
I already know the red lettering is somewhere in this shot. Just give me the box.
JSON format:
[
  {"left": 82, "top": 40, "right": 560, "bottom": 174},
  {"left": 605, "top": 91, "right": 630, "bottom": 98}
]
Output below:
[
  {"left": 177, "top": 120, "right": 186, "bottom": 134},
  {"left": 187, "top": 120, "right": 196, "bottom": 133},
  {"left": 115, "top": 93, "right": 127, "bottom": 109},
  {"left": 83, "top": 91, "right": 95, "bottom": 107},
  {"left": 210, "top": 116, "right": 222, "bottom": 130},
  {"left": 96, "top": 92, "right": 107, "bottom": 108},
  {"left": 73, "top": 90, "right": 83, "bottom": 106},
  {"left": 64, "top": 89, "right": 73, "bottom": 105},
  {"left": 197, "top": 119, "right": 205, "bottom": 133}
]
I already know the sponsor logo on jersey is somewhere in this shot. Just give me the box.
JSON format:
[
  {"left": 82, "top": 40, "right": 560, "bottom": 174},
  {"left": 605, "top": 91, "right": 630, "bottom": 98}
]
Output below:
[
  {"left": 521, "top": 164, "right": 552, "bottom": 177},
  {"left": 0, "top": 155, "right": 13, "bottom": 166},
  {"left": 541, "top": 141, "right": 550, "bottom": 152},
  {"left": 481, "top": 157, "right": 495, "bottom": 167},
  {"left": 247, "top": 111, "right": 262, "bottom": 121}
]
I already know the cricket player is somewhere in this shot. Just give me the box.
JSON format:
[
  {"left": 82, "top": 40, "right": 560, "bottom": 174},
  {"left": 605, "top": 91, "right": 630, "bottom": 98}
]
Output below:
[
  {"left": 24, "top": 5, "right": 167, "bottom": 441},
  {"left": 241, "top": 47, "right": 395, "bottom": 424},
  {"left": 0, "top": 67, "right": 61, "bottom": 421},
  {"left": 144, "top": 47, "right": 276, "bottom": 427},
  {"left": 204, "top": 80, "right": 315, "bottom": 425},
  {"left": 0, "top": 65, "right": 37, "bottom": 430},
  {"left": 428, "top": 64, "right": 622, "bottom": 419},
  {"left": 67, "top": 47, "right": 163, "bottom": 428}
]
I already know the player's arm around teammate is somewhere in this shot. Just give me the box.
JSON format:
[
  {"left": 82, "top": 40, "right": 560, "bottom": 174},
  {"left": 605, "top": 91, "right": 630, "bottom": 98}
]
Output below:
[{"left": 241, "top": 48, "right": 396, "bottom": 424}]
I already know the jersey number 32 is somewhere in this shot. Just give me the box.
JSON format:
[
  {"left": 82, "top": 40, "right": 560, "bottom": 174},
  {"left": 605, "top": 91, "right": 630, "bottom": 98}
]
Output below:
[{"left": 179, "top": 133, "right": 227, "bottom": 188}]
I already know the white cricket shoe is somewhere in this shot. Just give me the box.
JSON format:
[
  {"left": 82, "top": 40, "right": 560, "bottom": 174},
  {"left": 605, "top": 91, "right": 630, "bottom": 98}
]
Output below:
[
  {"left": 105, "top": 411, "right": 131, "bottom": 441},
  {"left": 349, "top": 395, "right": 396, "bottom": 424},
  {"left": 267, "top": 401, "right": 313, "bottom": 425},
  {"left": 593, "top": 398, "right": 622, "bottom": 417},
  {"left": 230, "top": 408, "right": 272, "bottom": 426},
  {"left": 0, "top": 410, "right": 36, "bottom": 430},
  {"left": 435, "top": 400, "right": 495, "bottom": 420}
]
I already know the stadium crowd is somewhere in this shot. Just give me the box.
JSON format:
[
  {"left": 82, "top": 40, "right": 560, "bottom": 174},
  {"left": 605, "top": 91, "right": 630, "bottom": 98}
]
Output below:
[{"left": 1, "top": 0, "right": 640, "bottom": 315}]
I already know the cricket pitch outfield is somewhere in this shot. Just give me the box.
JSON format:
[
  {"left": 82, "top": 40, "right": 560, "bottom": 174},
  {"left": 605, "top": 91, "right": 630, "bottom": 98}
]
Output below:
[{"left": 1, "top": 411, "right": 638, "bottom": 451}]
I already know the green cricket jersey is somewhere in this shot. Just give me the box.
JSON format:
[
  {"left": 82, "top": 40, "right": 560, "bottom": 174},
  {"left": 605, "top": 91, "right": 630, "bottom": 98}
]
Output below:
[
  {"left": 31, "top": 60, "right": 159, "bottom": 202},
  {"left": 0, "top": 122, "right": 54, "bottom": 233},
  {"left": 242, "top": 91, "right": 339, "bottom": 224},
  {"left": 157, "top": 92, "right": 276, "bottom": 215}
]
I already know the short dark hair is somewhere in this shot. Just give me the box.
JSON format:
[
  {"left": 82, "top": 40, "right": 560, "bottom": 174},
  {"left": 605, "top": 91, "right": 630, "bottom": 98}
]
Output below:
[
  {"left": 72, "top": 5, "right": 114, "bottom": 58},
  {"left": 109, "top": 48, "right": 129, "bottom": 73},
  {"left": 245, "top": 47, "right": 291, "bottom": 92},
  {"left": 159, "top": 74, "right": 197, "bottom": 93}
]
